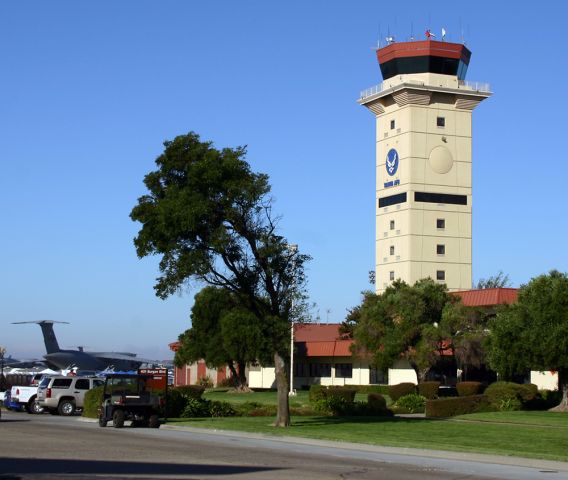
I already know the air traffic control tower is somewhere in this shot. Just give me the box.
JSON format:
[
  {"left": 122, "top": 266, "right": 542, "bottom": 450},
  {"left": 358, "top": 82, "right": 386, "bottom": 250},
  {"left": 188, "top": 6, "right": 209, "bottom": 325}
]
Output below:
[{"left": 359, "top": 40, "right": 491, "bottom": 293}]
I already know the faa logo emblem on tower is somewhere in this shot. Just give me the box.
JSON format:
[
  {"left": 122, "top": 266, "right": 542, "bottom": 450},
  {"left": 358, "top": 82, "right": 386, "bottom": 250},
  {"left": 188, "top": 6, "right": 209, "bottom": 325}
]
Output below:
[{"left": 386, "top": 148, "right": 399, "bottom": 176}]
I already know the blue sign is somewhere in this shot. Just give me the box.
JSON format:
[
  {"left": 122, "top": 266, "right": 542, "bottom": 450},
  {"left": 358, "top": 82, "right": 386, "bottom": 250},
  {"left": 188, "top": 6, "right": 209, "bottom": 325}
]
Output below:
[{"left": 386, "top": 148, "right": 399, "bottom": 176}]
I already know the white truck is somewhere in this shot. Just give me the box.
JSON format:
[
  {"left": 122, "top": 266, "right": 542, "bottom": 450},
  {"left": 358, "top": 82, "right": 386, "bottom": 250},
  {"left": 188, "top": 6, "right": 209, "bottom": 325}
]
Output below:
[{"left": 9, "top": 374, "right": 49, "bottom": 414}]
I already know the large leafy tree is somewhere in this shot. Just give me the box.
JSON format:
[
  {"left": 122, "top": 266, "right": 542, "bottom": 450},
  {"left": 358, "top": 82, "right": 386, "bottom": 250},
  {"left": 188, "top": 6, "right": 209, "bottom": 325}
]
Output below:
[
  {"left": 130, "top": 132, "right": 310, "bottom": 426},
  {"left": 174, "top": 287, "right": 268, "bottom": 390},
  {"left": 348, "top": 279, "right": 453, "bottom": 383},
  {"left": 439, "top": 302, "right": 490, "bottom": 380},
  {"left": 475, "top": 271, "right": 511, "bottom": 289},
  {"left": 487, "top": 270, "right": 568, "bottom": 411}
]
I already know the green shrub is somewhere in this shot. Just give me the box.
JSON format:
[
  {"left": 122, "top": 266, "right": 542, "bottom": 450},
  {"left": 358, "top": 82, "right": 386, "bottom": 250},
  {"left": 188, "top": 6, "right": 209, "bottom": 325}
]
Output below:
[
  {"left": 166, "top": 385, "right": 206, "bottom": 417},
  {"left": 325, "top": 387, "right": 357, "bottom": 403},
  {"left": 418, "top": 381, "right": 440, "bottom": 400},
  {"left": 314, "top": 397, "right": 350, "bottom": 416},
  {"left": 308, "top": 385, "right": 357, "bottom": 404},
  {"left": 181, "top": 397, "right": 211, "bottom": 418},
  {"left": 425, "top": 395, "right": 492, "bottom": 417},
  {"left": 309, "top": 385, "right": 327, "bottom": 403},
  {"left": 394, "top": 393, "right": 426, "bottom": 413},
  {"left": 82, "top": 385, "right": 104, "bottom": 419},
  {"left": 456, "top": 381, "right": 483, "bottom": 396},
  {"left": 388, "top": 383, "right": 416, "bottom": 402},
  {"left": 536, "top": 389, "right": 562, "bottom": 409},
  {"left": 367, "top": 393, "right": 387, "bottom": 410},
  {"left": 484, "top": 382, "right": 538, "bottom": 411},
  {"left": 208, "top": 400, "right": 235, "bottom": 417}
]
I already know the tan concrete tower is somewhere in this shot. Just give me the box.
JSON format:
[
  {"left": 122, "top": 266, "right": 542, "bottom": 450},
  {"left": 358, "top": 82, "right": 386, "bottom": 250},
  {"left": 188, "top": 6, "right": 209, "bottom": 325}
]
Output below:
[{"left": 359, "top": 40, "right": 491, "bottom": 293}]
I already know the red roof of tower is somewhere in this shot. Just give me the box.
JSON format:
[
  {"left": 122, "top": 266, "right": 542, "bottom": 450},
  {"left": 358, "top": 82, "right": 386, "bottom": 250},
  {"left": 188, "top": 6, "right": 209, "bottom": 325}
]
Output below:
[{"left": 377, "top": 40, "right": 471, "bottom": 65}]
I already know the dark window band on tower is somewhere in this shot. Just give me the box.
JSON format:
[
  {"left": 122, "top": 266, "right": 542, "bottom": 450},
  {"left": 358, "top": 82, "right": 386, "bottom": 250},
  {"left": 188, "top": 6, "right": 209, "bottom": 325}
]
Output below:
[
  {"left": 414, "top": 192, "right": 467, "bottom": 205},
  {"left": 379, "top": 192, "right": 407, "bottom": 208}
]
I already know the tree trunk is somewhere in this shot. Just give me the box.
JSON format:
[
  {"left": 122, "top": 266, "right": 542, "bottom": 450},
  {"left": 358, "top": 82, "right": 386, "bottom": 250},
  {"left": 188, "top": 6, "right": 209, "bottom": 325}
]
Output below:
[
  {"left": 273, "top": 351, "right": 290, "bottom": 427},
  {"left": 549, "top": 368, "right": 568, "bottom": 412},
  {"left": 227, "top": 361, "right": 251, "bottom": 392}
]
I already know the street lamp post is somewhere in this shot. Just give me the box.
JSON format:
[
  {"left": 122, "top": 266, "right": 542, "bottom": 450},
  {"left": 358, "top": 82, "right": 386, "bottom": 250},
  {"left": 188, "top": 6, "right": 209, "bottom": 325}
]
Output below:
[
  {"left": 0, "top": 346, "right": 6, "bottom": 390},
  {"left": 287, "top": 244, "right": 298, "bottom": 397}
]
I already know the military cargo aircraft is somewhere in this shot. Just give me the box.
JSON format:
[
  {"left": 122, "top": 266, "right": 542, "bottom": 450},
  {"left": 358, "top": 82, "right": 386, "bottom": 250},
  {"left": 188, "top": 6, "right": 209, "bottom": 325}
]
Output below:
[{"left": 13, "top": 320, "right": 154, "bottom": 371}]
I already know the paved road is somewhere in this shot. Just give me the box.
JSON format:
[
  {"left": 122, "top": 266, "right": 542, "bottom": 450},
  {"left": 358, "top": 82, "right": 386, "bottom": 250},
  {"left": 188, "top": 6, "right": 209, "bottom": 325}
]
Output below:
[{"left": 1, "top": 409, "right": 568, "bottom": 479}]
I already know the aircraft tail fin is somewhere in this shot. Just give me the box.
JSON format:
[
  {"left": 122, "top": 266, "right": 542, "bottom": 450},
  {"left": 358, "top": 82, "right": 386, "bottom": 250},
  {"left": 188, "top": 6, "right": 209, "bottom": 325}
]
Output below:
[{"left": 12, "top": 320, "right": 69, "bottom": 354}]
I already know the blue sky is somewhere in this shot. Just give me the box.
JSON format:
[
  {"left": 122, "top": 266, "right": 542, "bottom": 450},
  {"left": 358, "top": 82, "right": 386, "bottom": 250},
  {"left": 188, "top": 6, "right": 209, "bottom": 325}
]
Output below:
[{"left": 2, "top": 1, "right": 567, "bottom": 361}]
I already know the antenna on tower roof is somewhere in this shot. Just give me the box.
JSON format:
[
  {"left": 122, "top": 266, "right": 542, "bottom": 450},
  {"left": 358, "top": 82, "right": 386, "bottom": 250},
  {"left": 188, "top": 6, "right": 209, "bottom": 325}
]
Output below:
[{"left": 410, "top": 21, "right": 415, "bottom": 41}]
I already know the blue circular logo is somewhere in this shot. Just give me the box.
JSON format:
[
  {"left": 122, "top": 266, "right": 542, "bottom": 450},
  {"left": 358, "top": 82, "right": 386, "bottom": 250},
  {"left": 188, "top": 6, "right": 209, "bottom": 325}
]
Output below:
[{"left": 386, "top": 148, "right": 399, "bottom": 176}]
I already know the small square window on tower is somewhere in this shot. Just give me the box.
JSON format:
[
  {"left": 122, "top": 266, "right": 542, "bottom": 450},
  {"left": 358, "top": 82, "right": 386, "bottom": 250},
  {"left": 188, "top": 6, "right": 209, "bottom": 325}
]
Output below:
[
  {"left": 437, "top": 116, "right": 445, "bottom": 127},
  {"left": 390, "top": 220, "right": 395, "bottom": 230},
  {"left": 389, "top": 271, "right": 395, "bottom": 281},
  {"left": 437, "top": 244, "right": 445, "bottom": 255},
  {"left": 390, "top": 119, "right": 395, "bottom": 130},
  {"left": 436, "top": 270, "right": 445, "bottom": 281},
  {"left": 436, "top": 218, "right": 445, "bottom": 229},
  {"left": 390, "top": 245, "right": 395, "bottom": 255}
]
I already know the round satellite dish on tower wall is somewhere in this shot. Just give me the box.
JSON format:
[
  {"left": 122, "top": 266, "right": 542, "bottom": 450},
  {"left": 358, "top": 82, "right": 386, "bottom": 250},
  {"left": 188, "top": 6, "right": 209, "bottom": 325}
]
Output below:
[{"left": 428, "top": 146, "right": 454, "bottom": 174}]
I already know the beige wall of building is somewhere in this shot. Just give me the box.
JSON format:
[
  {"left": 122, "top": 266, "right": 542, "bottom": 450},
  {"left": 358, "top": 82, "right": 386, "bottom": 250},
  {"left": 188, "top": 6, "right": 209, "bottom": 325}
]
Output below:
[{"left": 361, "top": 72, "right": 490, "bottom": 293}]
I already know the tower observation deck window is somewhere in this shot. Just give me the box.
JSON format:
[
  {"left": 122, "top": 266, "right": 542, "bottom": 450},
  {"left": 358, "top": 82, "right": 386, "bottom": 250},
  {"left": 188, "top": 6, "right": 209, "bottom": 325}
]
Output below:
[
  {"left": 390, "top": 245, "right": 395, "bottom": 255},
  {"left": 390, "top": 220, "right": 395, "bottom": 230},
  {"left": 390, "top": 119, "right": 395, "bottom": 129},
  {"left": 437, "top": 116, "right": 445, "bottom": 127},
  {"left": 437, "top": 218, "right": 445, "bottom": 229},
  {"left": 437, "top": 244, "right": 445, "bottom": 255}
]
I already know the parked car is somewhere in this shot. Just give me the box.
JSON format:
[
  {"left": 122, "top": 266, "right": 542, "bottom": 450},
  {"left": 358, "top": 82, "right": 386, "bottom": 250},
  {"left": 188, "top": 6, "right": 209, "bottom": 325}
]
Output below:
[{"left": 37, "top": 376, "right": 104, "bottom": 416}]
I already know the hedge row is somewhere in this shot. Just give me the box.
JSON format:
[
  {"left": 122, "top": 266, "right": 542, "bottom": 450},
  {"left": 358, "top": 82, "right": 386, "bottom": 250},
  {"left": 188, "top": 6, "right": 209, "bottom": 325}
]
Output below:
[
  {"left": 308, "top": 385, "right": 358, "bottom": 403},
  {"left": 456, "top": 381, "right": 483, "bottom": 396},
  {"left": 417, "top": 381, "right": 440, "bottom": 400},
  {"left": 425, "top": 395, "right": 491, "bottom": 417},
  {"left": 484, "top": 382, "right": 538, "bottom": 411},
  {"left": 388, "top": 383, "right": 416, "bottom": 401}
]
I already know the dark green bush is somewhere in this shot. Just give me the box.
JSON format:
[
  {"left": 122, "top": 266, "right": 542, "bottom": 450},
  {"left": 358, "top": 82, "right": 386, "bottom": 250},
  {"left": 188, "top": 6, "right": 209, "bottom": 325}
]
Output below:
[
  {"left": 484, "top": 382, "right": 538, "bottom": 411},
  {"left": 308, "top": 385, "right": 327, "bottom": 403},
  {"left": 209, "top": 400, "right": 236, "bottom": 417},
  {"left": 82, "top": 386, "right": 104, "bottom": 419},
  {"left": 181, "top": 397, "right": 211, "bottom": 417},
  {"left": 308, "top": 385, "right": 357, "bottom": 404},
  {"left": 388, "top": 383, "right": 416, "bottom": 402},
  {"left": 456, "top": 381, "right": 483, "bottom": 396},
  {"left": 367, "top": 393, "right": 387, "bottom": 410},
  {"left": 325, "top": 387, "right": 357, "bottom": 403},
  {"left": 425, "top": 395, "right": 492, "bottom": 417},
  {"left": 418, "top": 381, "right": 440, "bottom": 399},
  {"left": 535, "top": 389, "right": 563, "bottom": 410},
  {"left": 395, "top": 393, "right": 427, "bottom": 413},
  {"left": 166, "top": 385, "right": 205, "bottom": 417}
]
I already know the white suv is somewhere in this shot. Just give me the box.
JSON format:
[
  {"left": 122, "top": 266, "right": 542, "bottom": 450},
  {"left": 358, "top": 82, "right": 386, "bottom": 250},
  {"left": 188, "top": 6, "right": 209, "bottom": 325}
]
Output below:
[{"left": 37, "top": 376, "right": 104, "bottom": 416}]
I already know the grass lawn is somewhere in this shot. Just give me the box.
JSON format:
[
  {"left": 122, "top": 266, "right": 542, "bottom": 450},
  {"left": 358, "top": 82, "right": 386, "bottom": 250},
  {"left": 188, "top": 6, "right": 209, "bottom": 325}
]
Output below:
[{"left": 168, "top": 411, "right": 568, "bottom": 462}]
